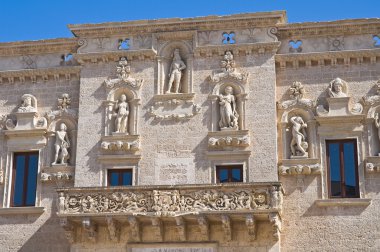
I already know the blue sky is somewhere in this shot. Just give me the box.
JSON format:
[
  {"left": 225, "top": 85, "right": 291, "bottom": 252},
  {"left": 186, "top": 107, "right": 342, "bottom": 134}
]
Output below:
[{"left": 0, "top": 0, "right": 378, "bottom": 42}]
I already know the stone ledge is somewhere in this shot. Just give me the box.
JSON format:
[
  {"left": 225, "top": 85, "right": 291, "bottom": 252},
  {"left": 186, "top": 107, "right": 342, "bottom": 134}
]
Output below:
[
  {"left": 0, "top": 206, "right": 45, "bottom": 215},
  {"left": 315, "top": 198, "right": 371, "bottom": 207}
]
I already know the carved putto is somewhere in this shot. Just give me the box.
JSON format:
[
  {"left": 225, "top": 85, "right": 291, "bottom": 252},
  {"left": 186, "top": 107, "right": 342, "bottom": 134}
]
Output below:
[
  {"left": 219, "top": 86, "right": 239, "bottom": 130},
  {"left": 166, "top": 48, "right": 186, "bottom": 94},
  {"left": 289, "top": 81, "right": 305, "bottom": 100},
  {"left": 290, "top": 116, "right": 308, "bottom": 158},
  {"left": 58, "top": 93, "right": 71, "bottom": 110},
  {"left": 105, "top": 57, "right": 143, "bottom": 89},
  {"left": 52, "top": 123, "right": 70, "bottom": 165},
  {"left": 209, "top": 51, "right": 248, "bottom": 83},
  {"left": 18, "top": 94, "right": 37, "bottom": 113},
  {"left": 328, "top": 78, "right": 347, "bottom": 98},
  {"left": 113, "top": 94, "right": 129, "bottom": 134}
]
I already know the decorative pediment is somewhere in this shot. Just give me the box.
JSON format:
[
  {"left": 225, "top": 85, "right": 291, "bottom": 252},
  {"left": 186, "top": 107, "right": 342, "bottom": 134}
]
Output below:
[
  {"left": 209, "top": 51, "right": 248, "bottom": 84},
  {"left": 277, "top": 81, "right": 314, "bottom": 110},
  {"left": 104, "top": 57, "right": 143, "bottom": 90}
]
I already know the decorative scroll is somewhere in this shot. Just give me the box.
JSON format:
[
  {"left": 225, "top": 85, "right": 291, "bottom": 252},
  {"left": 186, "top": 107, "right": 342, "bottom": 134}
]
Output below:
[{"left": 59, "top": 187, "right": 277, "bottom": 216}]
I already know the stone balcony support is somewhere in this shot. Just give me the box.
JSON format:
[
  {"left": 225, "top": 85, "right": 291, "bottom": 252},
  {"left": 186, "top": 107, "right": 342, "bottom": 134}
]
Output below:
[{"left": 56, "top": 182, "right": 283, "bottom": 244}]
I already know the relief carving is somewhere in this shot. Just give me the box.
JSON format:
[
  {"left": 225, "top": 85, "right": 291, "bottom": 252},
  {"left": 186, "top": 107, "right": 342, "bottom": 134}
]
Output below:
[
  {"left": 18, "top": 94, "right": 37, "bottom": 113},
  {"left": 209, "top": 51, "right": 248, "bottom": 83},
  {"left": 59, "top": 188, "right": 271, "bottom": 216},
  {"left": 101, "top": 140, "right": 139, "bottom": 152},
  {"left": 208, "top": 135, "right": 249, "bottom": 148},
  {"left": 327, "top": 77, "right": 347, "bottom": 98},
  {"left": 277, "top": 81, "right": 314, "bottom": 109}
]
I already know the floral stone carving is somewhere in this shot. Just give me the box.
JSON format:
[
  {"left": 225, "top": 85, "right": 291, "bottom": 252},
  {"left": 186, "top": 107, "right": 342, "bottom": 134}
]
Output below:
[
  {"left": 209, "top": 51, "right": 248, "bottom": 83},
  {"left": 57, "top": 185, "right": 281, "bottom": 216},
  {"left": 104, "top": 57, "right": 143, "bottom": 89},
  {"left": 100, "top": 135, "right": 140, "bottom": 153},
  {"left": 208, "top": 130, "right": 250, "bottom": 150}
]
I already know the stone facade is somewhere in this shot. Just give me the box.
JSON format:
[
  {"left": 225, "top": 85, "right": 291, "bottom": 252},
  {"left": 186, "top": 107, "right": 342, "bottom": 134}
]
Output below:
[{"left": 0, "top": 11, "right": 379, "bottom": 251}]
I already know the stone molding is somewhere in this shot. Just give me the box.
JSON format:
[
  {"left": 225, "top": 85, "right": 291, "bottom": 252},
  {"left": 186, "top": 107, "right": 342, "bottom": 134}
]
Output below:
[
  {"left": 277, "top": 18, "right": 380, "bottom": 39},
  {"left": 0, "top": 207, "right": 45, "bottom": 215},
  {"left": 0, "top": 66, "right": 81, "bottom": 84},
  {"left": 68, "top": 12, "right": 286, "bottom": 37},
  {"left": 276, "top": 48, "right": 380, "bottom": 69},
  {"left": 279, "top": 159, "right": 321, "bottom": 175},
  {"left": 74, "top": 49, "right": 156, "bottom": 64},
  {"left": 315, "top": 198, "right": 371, "bottom": 207},
  {"left": 195, "top": 42, "right": 280, "bottom": 58},
  {"left": 208, "top": 130, "right": 250, "bottom": 150},
  {"left": 100, "top": 135, "right": 140, "bottom": 153},
  {"left": 41, "top": 166, "right": 74, "bottom": 186},
  {"left": 0, "top": 38, "right": 77, "bottom": 56}
]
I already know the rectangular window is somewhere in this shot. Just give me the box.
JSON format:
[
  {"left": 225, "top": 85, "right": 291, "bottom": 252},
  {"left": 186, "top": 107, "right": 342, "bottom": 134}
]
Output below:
[
  {"left": 326, "top": 139, "right": 359, "bottom": 198},
  {"left": 108, "top": 169, "right": 133, "bottom": 186},
  {"left": 216, "top": 165, "right": 243, "bottom": 183},
  {"left": 11, "top": 152, "right": 39, "bottom": 207}
]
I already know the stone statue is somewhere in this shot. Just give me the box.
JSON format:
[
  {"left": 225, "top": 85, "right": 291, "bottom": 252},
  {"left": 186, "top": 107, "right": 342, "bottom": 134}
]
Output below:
[
  {"left": 52, "top": 123, "right": 70, "bottom": 165},
  {"left": 328, "top": 78, "right": 347, "bottom": 98},
  {"left": 18, "top": 94, "right": 37, "bottom": 112},
  {"left": 166, "top": 49, "right": 186, "bottom": 94},
  {"left": 113, "top": 94, "right": 129, "bottom": 134},
  {"left": 219, "top": 86, "right": 239, "bottom": 130},
  {"left": 374, "top": 113, "right": 380, "bottom": 145},
  {"left": 290, "top": 116, "right": 308, "bottom": 158}
]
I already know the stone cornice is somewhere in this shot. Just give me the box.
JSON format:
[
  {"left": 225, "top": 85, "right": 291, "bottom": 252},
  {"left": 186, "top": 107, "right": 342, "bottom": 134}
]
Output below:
[
  {"left": 68, "top": 12, "right": 286, "bottom": 38},
  {"left": 73, "top": 49, "right": 157, "bottom": 64},
  {"left": 194, "top": 42, "right": 281, "bottom": 57},
  {"left": 278, "top": 18, "right": 380, "bottom": 39},
  {"left": 276, "top": 49, "right": 380, "bottom": 69},
  {"left": 0, "top": 66, "right": 81, "bottom": 84},
  {"left": 0, "top": 38, "right": 78, "bottom": 57}
]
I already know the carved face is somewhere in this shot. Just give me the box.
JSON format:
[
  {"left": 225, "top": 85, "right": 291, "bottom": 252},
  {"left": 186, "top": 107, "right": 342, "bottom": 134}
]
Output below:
[
  {"left": 333, "top": 79, "right": 343, "bottom": 92},
  {"left": 120, "top": 94, "right": 127, "bottom": 102},
  {"left": 173, "top": 49, "right": 181, "bottom": 60},
  {"left": 24, "top": 96, "right": 32, "bottom": 106},
  {"left": 224, "top": 86, "right": 233, "bottom": 95},
  {"left": 60, "top": 123, "right": 67, "bottom": 131}
]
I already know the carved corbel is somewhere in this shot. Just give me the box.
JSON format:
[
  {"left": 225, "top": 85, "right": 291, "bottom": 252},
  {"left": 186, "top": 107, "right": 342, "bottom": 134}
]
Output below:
[
  {"left": 245, "top": 215, "right": 256, "bottom": 241},
  {"left": 269, "top": 213, "right": 282, "bottom": 241},
  {"left": 175, "top": 216, "right": 186, "bottom": 241},
  {"left": 151, "top": 217, "right": 163, "bottom": 241},
  {"left": 106, "top": 216, "right": 120, "bottom": 242},
  {"left": 128, "top": 216, "right": 141, "bottom": 242},
  {"left": 82, "top": 218, "right": 97, "bottom": 243},
  {"left": 60, "top": 218, "right": 75, "bottom": 244},
  {"left": 221, "top": 214, "right": 232, "bottom": 241},
  {"left": 197, "top": 216, "right": 209, "bottom": 241}
]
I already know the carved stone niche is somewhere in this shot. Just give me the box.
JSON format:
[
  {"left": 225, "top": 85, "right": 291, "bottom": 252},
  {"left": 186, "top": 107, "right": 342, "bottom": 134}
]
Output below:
[
  {"left": 103, "top": 58, "right": 142, "bottom": 137},
  {"left": 46, "top": 94, "right": 78, "bottom": 168},
  {"left": 277, "top": 82, "right": 320, "bottom": 175}
]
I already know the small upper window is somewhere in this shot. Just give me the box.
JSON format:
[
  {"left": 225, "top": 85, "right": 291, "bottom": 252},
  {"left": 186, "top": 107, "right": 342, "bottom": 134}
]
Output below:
[
  {"left": 108, "top": 169, "right": 133, "bottom": 186},
  {"left": 326, "top": 139, "right": 359, "bottom": 198},
  {"left": 11, "top": 152, "right": 39, "bottom": 207},
  {"left": 118, "top": 39, "right": 130, "bottom": 50},
  {"left": 222, "top": 32, "right": 236, "bottom": 44},
  {"left": 373, "top": 35, "right": 380, "bottom": 47},
  {"left": 216, "top": 165, "right": 243, "bottom": 183}
]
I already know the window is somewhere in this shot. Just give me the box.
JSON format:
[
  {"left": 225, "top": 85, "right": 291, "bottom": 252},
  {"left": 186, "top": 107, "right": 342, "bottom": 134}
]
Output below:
[
  {"left": 216, "top": 165, "right": 243, "bottom": 183},
  {"left": 108, "top": 169, "right": 133, "bottom": 186},
  {"left": 326, "top": 140, "right": 359, "bottom": 198},
  {"left": 11, "top": 152, "right": 39, "bottom": 207}
]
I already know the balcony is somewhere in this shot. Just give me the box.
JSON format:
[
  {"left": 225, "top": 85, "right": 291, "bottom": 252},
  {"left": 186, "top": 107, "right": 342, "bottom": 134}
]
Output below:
[{"left": 57, "top": 182, "right": 283, "bottom": 244}]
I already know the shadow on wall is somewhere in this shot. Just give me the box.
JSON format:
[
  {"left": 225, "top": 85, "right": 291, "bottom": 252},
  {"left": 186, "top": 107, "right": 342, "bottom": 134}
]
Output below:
[{"left": 18, "top": 200, "right": 70, "bottom": 251}]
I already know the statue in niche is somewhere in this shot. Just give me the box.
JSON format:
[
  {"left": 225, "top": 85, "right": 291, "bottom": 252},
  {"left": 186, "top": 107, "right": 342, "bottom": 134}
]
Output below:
[
  {"left": 328, "top": 78, "right": 347, "bottom": 98},
  {"left": 52, "top": 123, "right": 70, "bottom": 165},
  {"left": 166, "top": 48, "right": 186, "bottom": 94},
  {"left": 113, "top": 94, "right": 129, "bottom": 134},
  {"left": 219, "top": 86, "right": 239, "bottom": 130},
  {"left": 17, "top": 94, "right": 37, "bottom": 113},
  {"left": 290, "top": 116, "right": 308, "bottom": 158}
]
